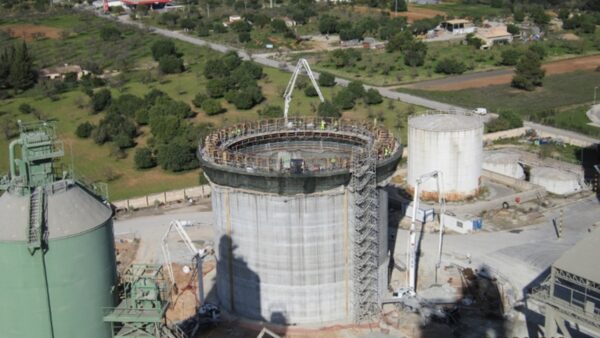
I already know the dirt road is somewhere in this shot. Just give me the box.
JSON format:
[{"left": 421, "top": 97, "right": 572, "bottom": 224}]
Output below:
[{"left": 405, "top": 54, "right": 600, "bottom": 91}]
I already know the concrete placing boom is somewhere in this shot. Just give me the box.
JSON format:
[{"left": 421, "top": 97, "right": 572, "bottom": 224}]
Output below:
[
  {"left": 161, "top": 220, "right": 207, "bottom": 306},
  {"left": 283, "top": 58, "right": 324, "bottom": 123},
  {"left": 407, "top": 170, "right": 446, "bottom": 293}
]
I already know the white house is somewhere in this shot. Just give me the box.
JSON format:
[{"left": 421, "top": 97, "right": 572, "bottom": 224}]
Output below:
[{"left": 440, "top": 19, "right": 476, "bottom": 35}]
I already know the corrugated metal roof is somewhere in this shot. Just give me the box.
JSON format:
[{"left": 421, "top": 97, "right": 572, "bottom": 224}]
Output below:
[
  {"left": 0, "top": 181, "right": 112, "bottom": 241},
  {"left": 409, "top": 114, "right": 483, "bottom": 132},
  {"left": 554, "top": 229, "right": 600, "bottom": 283}
]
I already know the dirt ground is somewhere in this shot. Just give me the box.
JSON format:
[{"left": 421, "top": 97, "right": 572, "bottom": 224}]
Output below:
[
  {"left": 409, "top": 54, "right": 600, "bottom": 91},
  {"left": 167, "top": 261, "right": 217, "bottom": 322},
  {"left": 0, "top": 24, "right": 65, "bottom": 41},
  {"left": 353, "top": 5, "right": 445, "bottom": 23}
]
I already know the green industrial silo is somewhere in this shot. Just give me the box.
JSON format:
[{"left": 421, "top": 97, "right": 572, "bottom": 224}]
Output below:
[{"left": 0, "top": 122, "right": 117, "bottom": 338}]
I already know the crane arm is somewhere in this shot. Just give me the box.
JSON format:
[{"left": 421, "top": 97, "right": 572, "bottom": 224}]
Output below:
[{"left": 283, "top": 58, "right": 325, "bottom": 123}]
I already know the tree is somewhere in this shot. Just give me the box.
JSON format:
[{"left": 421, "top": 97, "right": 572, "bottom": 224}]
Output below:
[
  {"left": 513, "top": 10, "right": 525, "bottom": 23},
  {"left": 334, "top": 89, "right": 356, "bottom": 110},
  {"left": 238, "top": 31, "right": 251, "bottom": 43},
  {"left": 317, "top": 101, "right": 341, "bottom": 118},
  {"left": 435, "top": 58, "right": 467, "bottom": 74},
  {"left": 507, "top": 23, "right": 520, "bottom": 35},
  {"left": 390, "top": 0, "right": 407, "bottom": 12},
  {"left": 403, "top": 41, "right": 427, "bottom": 67},
  {"left": 159, "top": 55, "right": 184, "bottom": 74},
  {"left": 151, "top": 39, "right": 177, "bottom": 61},
  {"left": 202, "top": 98, "right": 224, "bottom": 115},
  {"left": 347, "top": 80, "right": 366, "bottom": 99},
  {"left": 231, "top": 20, "right": 252, "bottom": 33},
  {"left": 157, "top": 140, "right": 198, "bottom": 172},
  {"left": 179, "top": 18, "right": 197, "bottom": 31},
  {"left": 500, "top": 48, "right": 521, "bottom": 66},
  {"left": 134, "top": 147, "right": 156, "bottom": 169},
  {"left": 318, "top": 72, "right": 335, "bottom": 87},
  {"left": 511, "top": 51, "right": 545, "bottom": 91},
  {"left": 529, "top": 43, "right": 546, "bottom": 60},
  {"left": 91, "top": 88, "right": 112, "bottom": 113},
  {"left": 466, "top": 33, "right": 483, "bottom": 49},
  {"left": 75, "top": 122, "right": 94, "bottom": 138},
  {"left": 386, "top": 31, "right": 413, "bottom": 53},
  {"left": 365, "top": 88, "right": 383, "bottom": 105},
  {"left": 318, "top": 15, "right": 339, "bottom": 34},
  {"left": 112, "top": 94, "right": 143, "bottom": 116},
  {"left": 271, "top": 19, "right": 288, "bottom": 33},
  {"left": 8, "top": 41, "right": 35, "bottom": 91},
  {"left": 114, "top": 132, "right": 135, "bottom": 149},
  {"left": 206, "top": 79, "right": 227, "bottom": 98}
]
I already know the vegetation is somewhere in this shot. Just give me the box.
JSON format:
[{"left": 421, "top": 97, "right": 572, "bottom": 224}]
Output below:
[
  {"left": 0, "top": 41, "right": 35, "bottom": 92},
  {"left": 511, "top": 50, "right": 545, "bottom": 91}
]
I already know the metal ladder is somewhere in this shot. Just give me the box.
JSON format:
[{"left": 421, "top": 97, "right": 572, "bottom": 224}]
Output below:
[
  {"left": 351, "top": 144, "right": 380, "bottom": 322},
  {"left": 27, "top": 187, "right": 44, "bottom": 253}
]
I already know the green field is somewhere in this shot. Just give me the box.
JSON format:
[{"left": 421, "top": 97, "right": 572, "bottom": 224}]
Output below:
[
  {"left": 397, "top": 70, "right": 600, "bottom": 137},
  {"left": 0, "top": 12, "right": 421, "bottom": 200}
]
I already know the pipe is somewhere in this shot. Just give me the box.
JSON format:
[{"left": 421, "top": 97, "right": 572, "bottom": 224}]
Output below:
[{"left": 8, "top": 139, "right": 22, "bottom": 179}]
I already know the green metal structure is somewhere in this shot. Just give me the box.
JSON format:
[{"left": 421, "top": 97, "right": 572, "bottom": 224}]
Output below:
[
  {"left": 0, "top": 121, "right": 117, "bottom": 338},
  {"left": 103, "top": 264, "right": 186, "bottom": 338}
]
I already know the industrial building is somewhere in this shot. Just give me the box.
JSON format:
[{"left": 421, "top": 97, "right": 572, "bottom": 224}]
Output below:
[
  {"left": 407, "top": 113, "right": 484, "bottom": 201},
  {"left": 198, "top": 117, "right": 402, "bottom": 325},
  {"left": 530, "top": 229, "right": 600, "bottom": 338},
  {"left": 0, "top": 122, "right": 117, "bottom": 338}
]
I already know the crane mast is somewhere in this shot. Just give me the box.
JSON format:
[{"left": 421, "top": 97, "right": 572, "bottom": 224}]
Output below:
[
  {"left": 407, "top": 170, "right": 446, "bottom": 293},
  {"left": 283, "top": 58, "right": 324, "bottom": 123}
]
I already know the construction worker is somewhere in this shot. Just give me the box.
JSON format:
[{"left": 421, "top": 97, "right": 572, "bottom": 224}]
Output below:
[
  {"left": 320, "top": 120, "right": 326, "bottom": 130},
  {"left": 384, "top": 147, "right": 391, "bottom": 158}
]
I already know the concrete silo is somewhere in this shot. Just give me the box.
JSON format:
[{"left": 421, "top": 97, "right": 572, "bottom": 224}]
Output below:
[
  {"left": 199, "top": 118, "right": 402, "bottom": 325},
  {"left": 407, "top": 113, "right": 483, "bottom": 201},
  {"left": 0, "top": 122, "right": 116, "bottom": 338}
]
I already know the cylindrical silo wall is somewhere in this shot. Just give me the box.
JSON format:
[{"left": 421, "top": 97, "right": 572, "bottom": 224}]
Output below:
[
  {"left": 212, "top": 183, "right": 353, "bottom": 325},
  {"left": 377, "top": 189, "right": 389, "bottom": 306},
  {"left": 0, "top": 221, "right": 116, "bottom": 338},
  {"left": 408, "top": 125, "right": 483, "bottom": 200}
]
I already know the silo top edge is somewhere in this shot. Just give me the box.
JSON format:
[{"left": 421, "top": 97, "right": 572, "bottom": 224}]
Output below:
[{"left": 408, "top": 114, "right": 483, "bottom": 132}]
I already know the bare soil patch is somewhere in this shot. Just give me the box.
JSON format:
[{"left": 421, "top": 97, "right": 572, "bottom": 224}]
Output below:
[
  {"left": 353, "top": 4, "right": 445, "bottom": 23},
  {"left": 0, "top": 24, "right": 65, "bottom": 41},
  {"left": 416, "top": 54, "right": 600, "bottom": 91}
]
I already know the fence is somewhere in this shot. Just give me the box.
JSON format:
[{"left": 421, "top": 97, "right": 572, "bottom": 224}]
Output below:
[{"left": 112, "top": 185, "right": 211, "bottom": 211}]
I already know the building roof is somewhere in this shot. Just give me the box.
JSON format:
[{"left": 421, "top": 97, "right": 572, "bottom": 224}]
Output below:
[
  {"left": 476, "top": 27, "right": 512, "bottom": 39},
  {"left": 40, "top": 64, "right": 83, "bottom": 76},
  {"left": 554, "top": 229, "right": 600, "bottom": 283},
  {"left": 444, "top": 19, "right": 472, "bottom": 25}
]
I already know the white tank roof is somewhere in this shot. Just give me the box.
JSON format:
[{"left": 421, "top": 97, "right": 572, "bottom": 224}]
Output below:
[
  {"left": 483, "top": 151, "right": 521, "bottom": 164},
  {"left": 531, "top": 166, "right": 579, "bottom": 181},
  {"left": 409, "top": 114, "right": 483, "bottom": 132}
]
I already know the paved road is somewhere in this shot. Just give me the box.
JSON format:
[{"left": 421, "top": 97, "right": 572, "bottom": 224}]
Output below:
[{"left": 111, "top": 14, "right": 599, "bottom": 146}]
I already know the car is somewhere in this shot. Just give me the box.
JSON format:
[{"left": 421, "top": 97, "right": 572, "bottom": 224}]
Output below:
[{"left": 473, "top": 107, "right": 487, "bottom": 115}]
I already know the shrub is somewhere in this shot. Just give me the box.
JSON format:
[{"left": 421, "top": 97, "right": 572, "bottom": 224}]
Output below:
[
  {"left": 114, "top": 133, "right": 135, "bottom": 149},
  {"left": 317, "top": 101, "right": 341, "bottom": 118},
  {"left": 511, "top": 51, "right": 545, "bottom": 91},
  {"left": 403, "top": 41, "right": 427, "bottom": 67},
  {"left": 529, "top": 43, "right": 546, "bottom": 60},
  {"left": 466, "top": 33, "right": 483, "bottom": 49},
  {"left": 304, "top": 86, "right": 318, "bottom": 97},
  {"left": 75, "top": 122, "right": 94, "bottom": 138},
  {"left": 259, "top": 105, "right": 283, "bottom": 118},
  {"left": 347, "top": 80, "right": 366, "bottom": 99},
  {"left": 334, "top": 89, "right": 356, "bottom": 110},
  {"left": 202, "top": 98, "right": 224, "bottom": 116},
  {"left": 507, "top": 24, "right": 520, "bottom": 35},
  {"left": 100, "top": 25, "right": 121, "bottom": 41},
  {"left": 192, "top": 93, "right": 208, "bottom": 108},
  {"left": 318, "top": 72, "right": 335, "bottom": 87},
  {"left": 435, "top": 58, "right": 467, "bottom": 75},
  {"left": 18, "top": 103, "right": 34, "bottom": 115},
  {"left": 206, "top": 79, "right": 227, "bottom": 98},
  {"left": 134, "top": 147, "right": 156, "bottom": 169}
]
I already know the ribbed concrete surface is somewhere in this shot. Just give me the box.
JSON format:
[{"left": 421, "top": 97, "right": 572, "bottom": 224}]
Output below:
[{"left": 211, "top": 184, "right": 354, "bottom": 325}]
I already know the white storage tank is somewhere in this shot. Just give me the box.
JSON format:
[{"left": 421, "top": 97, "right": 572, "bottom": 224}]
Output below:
[
  {"left": 408, "top": 114, "right": 483, "bottom": 201},
  {"left": 530, "top": 167, "right": 582, "bottom": 195},
  {"left": 483, "top": 151, "right": 525, "bottom": 179}
]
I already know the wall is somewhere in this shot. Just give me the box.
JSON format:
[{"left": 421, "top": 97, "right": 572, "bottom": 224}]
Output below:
[{"left": 112, "top": 185, "right": 211, "bottom": 210}]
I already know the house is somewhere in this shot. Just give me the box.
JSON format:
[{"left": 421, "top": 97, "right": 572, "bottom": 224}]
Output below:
[
  {"left": 223, "top": 15, "right": 242, "bottom": 27},
  {"left": 39, "top": 64, "right": 89, "bottom": 81},
  {"left": 442, "top": 213, "right": 483, "bottom": 234},
  {"left": 362, "top": 37, "right": 385, "bottom": 49},
  {"left": 439, "top": 19, "right": 476, "bottom": 35},
  {"left": 475, "top": 23, "right": 513, "bottom": 49}
]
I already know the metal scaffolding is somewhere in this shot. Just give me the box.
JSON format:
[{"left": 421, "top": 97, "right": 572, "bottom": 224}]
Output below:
[{"left": 351, "top": 142, "right": 380, "bottom": 322}]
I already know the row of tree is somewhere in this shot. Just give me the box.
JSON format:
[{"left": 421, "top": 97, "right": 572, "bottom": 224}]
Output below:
[{"left": 0, "top": 41, "right": 35, "bottom": 92}]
